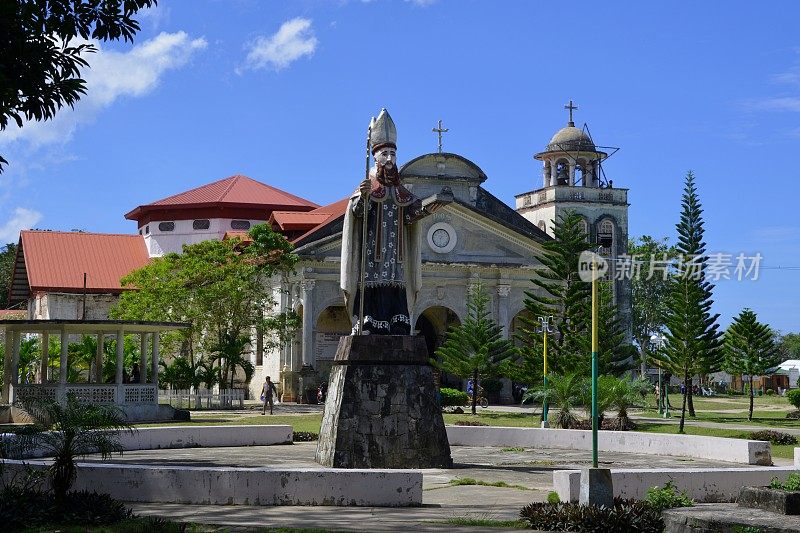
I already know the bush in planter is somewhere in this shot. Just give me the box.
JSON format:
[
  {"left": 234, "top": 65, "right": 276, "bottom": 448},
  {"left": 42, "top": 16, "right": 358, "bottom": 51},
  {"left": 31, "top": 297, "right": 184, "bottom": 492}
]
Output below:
[
  {"left": 770, "top": 472, "right": 800, "bottom": 491},
  {"left": 519, "top": 497, "right": 663, "bottom": 532},
  {"left": 440, "top": 387, "right": 469, "bottom": 406},
  {"left": 749, "top": 430, "right": 798, "bottom": 446},
  {"left": 787, "top": 389, "right": 800, "bottom": 410},
  {"left": 645, "top": 481, "right": 694, "bottom": 512}
]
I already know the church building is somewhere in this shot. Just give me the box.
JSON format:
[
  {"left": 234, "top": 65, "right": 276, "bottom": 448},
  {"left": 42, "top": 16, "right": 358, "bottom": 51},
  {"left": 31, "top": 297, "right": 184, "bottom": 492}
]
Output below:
[{"left": 8, "top": 104, "right": 630, "bottom": 403}]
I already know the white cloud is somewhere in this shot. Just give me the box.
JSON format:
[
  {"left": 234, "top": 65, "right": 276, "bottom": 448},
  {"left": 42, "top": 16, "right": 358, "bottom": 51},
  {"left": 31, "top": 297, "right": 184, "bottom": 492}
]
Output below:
[
  {"left": 746, "top": 97, "right": 800, "bottom": 112},
  {"left": 0, "top": 208, "right": 42, "bottom": 242},
  {"left": 0, "top": 31, "right": 207, "bottom": 149},
  {"left": 138, "top": 4, "right": 171, "bottom": 30},
  {"left": 239, "top": 18, "right": 317, "bottom": 72}
]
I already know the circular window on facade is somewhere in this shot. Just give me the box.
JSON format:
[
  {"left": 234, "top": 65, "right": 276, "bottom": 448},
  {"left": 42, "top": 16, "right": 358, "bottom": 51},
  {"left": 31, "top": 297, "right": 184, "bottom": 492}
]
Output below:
[{"left": 426, "top": 222, "right": 457, "bottom": 254}]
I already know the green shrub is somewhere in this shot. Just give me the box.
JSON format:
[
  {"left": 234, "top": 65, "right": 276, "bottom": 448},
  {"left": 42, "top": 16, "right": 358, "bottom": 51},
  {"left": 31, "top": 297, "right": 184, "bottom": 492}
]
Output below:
[
  {"left": 293, "top": 431, "right": 318, "bottom": 442},
  {"left": 786, "top": 388, "right": 800, "bottom": 409},
  {"left": 0, "top": 488, "right": 131, "bottom": 530},
  {"left": 766, "top": 389, "right": 775, "bottom": 396},
  {"left": 748, "top": 430, "right": 798, "bottom": 446},
  {"left": 770, "top": 472, "right": 800, "bottom": 491},
  {"left": 440, "top": 387, "right": 469, "bottom": 406},
  {"left": 645, "top": 481, "right": 694, "bottom": 513},
  {"left": 520, "top": 498, "right": 662, "bottom": 532},
  {"left": 547, "top": 491, "right": 561, "bottom": 504}
]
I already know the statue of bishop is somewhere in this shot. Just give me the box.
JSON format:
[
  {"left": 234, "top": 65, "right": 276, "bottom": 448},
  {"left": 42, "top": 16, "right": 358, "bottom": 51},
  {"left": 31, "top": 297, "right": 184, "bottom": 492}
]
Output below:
[{"left": 341, "top": 109, "right": 451, "bottom": 335}]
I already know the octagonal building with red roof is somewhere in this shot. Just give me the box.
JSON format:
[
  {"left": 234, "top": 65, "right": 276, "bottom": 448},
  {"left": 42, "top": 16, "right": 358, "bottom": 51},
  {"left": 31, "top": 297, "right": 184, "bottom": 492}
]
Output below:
[{"left": 124, "top": 174, "right": 319, "bottom": 256}]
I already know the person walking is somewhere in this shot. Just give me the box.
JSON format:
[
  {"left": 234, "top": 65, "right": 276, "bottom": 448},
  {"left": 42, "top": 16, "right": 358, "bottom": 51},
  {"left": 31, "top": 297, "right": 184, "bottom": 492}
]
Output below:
[{"left": 261, "top": 376, "right": 278, "bottom": 415}]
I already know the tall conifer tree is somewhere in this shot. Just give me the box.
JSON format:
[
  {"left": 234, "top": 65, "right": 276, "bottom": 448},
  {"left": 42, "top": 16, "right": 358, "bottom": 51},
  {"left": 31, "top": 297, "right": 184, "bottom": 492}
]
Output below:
[
  {"left": 434, "top": 281, "right": 516, "bottom": 414},
  {"left": 723, "top": 309, "right": 779, "bottom": 420},
  {"left": 516, "top": 210, "right": 633, "bottom": 378},
  {"left": 654, "top": 172, "right": 723, "bottom": 432}
]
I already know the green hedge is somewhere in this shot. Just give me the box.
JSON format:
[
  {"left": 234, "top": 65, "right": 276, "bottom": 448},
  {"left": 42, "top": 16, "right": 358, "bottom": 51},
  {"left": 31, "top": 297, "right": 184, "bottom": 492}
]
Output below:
[
  {"left": 787, "top": 388, "right": 800, "bottom": 409},
  {"left": 440, "top": 387, "right": 469, "bottom": 406}
]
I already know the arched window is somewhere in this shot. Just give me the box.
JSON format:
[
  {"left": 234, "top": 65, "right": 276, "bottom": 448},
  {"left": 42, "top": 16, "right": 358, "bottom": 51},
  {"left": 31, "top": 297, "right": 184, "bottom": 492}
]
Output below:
[
  {"left": 537, "top": 220, "right": 546, "bottom": 233},
  {"left": 598, "top": 219, "right": 614, "bottom": 251},
  {"left": 580, "top": 218, "right": 589, "bottom": 241}
]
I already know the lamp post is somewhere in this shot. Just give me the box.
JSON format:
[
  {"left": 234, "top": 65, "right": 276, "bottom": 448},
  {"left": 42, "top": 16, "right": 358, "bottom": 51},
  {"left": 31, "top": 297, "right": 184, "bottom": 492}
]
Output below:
[
  {"left": 538, "top": 315, "right": 554, "bottom": 428},
  {"left": 591, "top": 234, "right": 613, "bottom": 468},
  {"left": 650, "top": 333, "right": 668, "bottom": 418}
]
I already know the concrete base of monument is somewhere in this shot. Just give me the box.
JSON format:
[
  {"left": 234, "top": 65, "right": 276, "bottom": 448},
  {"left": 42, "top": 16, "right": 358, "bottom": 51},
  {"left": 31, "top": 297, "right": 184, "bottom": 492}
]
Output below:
[{"left": 315, "top": 335, "right": 452, "bottom": 469}]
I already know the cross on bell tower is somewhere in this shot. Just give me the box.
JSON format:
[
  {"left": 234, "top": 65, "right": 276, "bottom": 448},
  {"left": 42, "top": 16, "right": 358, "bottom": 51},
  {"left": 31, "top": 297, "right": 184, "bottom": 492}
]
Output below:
[{"left": 564, "top": 99, "right": 578, "bottom": 127}]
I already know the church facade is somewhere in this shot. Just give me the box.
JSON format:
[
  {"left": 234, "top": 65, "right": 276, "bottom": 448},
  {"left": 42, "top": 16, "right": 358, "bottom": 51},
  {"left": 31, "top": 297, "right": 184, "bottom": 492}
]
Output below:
[{"left": 9, "top": 106, "right": 630, "bottom": 403}]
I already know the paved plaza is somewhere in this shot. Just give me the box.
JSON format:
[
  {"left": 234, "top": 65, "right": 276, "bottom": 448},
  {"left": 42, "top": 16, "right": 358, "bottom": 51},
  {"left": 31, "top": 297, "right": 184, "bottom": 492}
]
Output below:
[{"left": 84, "top": 439, "right": 751, "bottom": 532}]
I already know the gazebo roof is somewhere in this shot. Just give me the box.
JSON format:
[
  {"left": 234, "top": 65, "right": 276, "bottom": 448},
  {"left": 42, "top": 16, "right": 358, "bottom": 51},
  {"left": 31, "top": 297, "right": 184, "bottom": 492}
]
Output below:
[{"left": 0, "top": 319, "right": 189, "bottom": 333}]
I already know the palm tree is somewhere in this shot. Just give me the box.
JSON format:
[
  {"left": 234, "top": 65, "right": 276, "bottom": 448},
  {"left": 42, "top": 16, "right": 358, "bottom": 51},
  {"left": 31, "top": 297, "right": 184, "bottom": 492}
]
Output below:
[
  {"left": 523, "top": 372, "right": 585, "bottom": 428},
  {"left": 605, "top": 377, "right": 651, "bottom": 430},
  {"left": 8, "top": 395, "right": 133, "bottom": 502}
]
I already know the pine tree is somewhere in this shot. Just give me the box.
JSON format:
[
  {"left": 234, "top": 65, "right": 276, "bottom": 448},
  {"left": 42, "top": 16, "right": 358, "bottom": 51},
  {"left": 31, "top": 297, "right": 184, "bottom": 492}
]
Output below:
[
  {"left": 517, "top": 210, "right": 633, "bottom": 379},
  {"left": 723, "top": 309, "right": 779, "bottom": 421},
  {"left": 653, "top": 172, "right": 723, "bottom": 433},
  {"left": 519, "top": 211, "right": 592, "bottom": 374},
  {"left": 434, "top": 280, "right": 516, "bottom": 414}
]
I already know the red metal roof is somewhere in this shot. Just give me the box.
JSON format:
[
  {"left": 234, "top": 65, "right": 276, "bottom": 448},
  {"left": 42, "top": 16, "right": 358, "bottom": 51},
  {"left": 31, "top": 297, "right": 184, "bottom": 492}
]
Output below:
[
  {"left": 124, "top": 175, "right": 318, "bottom": 223},
  {"left": 291, "top": 197, "right": 350, "bottom": 244},
  {"left": 269, "top": 211, "right": 332, "bottom": 231},
  {"left": 15, "top": 231, "right": 150, "bottom": 296}
]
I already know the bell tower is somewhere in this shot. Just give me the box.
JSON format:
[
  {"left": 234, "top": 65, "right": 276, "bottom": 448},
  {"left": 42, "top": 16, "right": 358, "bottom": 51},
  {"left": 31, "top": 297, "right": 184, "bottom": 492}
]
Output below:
[{"left": 515, "top": 101, "right": 631, "bottom": 339}]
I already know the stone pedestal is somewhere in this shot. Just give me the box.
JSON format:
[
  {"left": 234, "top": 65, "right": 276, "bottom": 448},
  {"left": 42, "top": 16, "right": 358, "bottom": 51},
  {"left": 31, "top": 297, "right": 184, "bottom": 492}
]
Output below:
[
  {"left": 315, "top": 335, "right": 452, "bottom": 469},
  {"left": 579, "top": 467, "right": 614, "bottom": 507}
]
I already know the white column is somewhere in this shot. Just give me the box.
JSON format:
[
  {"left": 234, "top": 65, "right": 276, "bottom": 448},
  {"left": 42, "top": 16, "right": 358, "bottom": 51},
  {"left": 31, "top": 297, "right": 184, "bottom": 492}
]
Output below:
[
  {"left": 95, "top": 333, "right": 103, "bottom": 383},
  {"left": 549, "top": 159, "right": 558, "bottom": 186},
  {"left": 587, "top": 161, "right": 596, "bottom": 187},
  {"left": 151, "top": 333, "right": 159, "bottom": 389},
  {"left": 301, "top": 279, "right": 315, "bottom": 368},
  {"left": 59, "top": 329, "right": 68, "bottom": 385},
  {"left": 2, "top": 329, "right": 13, "bottom": 402},
  {"left": 115, "top": 330, "right": 124, "bottom": 384},
  {"left": 40, "top": 331, "right": 49, "bottom": 383},
  {"left": 542, "top": 163, "right": 549, "bottom": 188},
  {"left": 10, "top": 331, "right": 20, "bottom": 388},
  {"left": 568, "top": 162, "right": 576, "bottom": 187},
  {"left": 139, "top": 333, "right": 148, "bottom": 384},
  {"left": 497, "top": 285, "right": 511, "bottom": 339}
]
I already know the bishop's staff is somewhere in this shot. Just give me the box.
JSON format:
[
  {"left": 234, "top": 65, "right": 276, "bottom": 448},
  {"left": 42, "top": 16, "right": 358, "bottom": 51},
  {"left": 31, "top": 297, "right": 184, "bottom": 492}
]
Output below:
[{"left": 357, "top": 121, "right": 373, "bottom": 335}]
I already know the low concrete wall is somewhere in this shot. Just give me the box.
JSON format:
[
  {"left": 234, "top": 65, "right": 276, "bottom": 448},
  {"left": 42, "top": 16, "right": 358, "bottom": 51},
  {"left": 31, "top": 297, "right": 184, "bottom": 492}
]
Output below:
[
  {"left": 794, "top": 447, "right": 800, "bottom": 468},
  {"left": 446, "top": 426, "right": 771, "bottom": 465},
  {"left": 554, "top": 467, "right": 796, "bottom": 503},
  {"left": 117, "top": 425, "right": 293, "bottom": 450},
  {"left": 1, "top": 460, "right": 422, "bottom": 507}
]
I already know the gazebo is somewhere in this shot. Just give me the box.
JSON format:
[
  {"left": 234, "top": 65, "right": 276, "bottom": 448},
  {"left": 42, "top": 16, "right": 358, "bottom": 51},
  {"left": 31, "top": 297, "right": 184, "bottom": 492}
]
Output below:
[{"left": 1, "top": 320, "right": 188, "bottom": 421}]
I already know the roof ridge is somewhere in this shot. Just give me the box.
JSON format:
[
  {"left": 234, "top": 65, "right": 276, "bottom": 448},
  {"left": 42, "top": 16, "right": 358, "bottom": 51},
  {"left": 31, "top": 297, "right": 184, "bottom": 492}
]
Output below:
[
  {"left": 219, "top": 174, "right": 242, "bottom": 201},
  {"left": 21, "top": 230, "right": 141, "bottom": 238}
]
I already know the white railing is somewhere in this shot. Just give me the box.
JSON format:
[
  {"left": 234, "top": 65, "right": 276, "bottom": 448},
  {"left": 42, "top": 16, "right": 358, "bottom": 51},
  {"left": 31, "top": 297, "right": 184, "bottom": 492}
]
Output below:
[
  {"left": 158, "top": 388, "right": 246, "bottom": 410},
  {"left": 14, "top": 384, "right": 158, "bottom": 405}
]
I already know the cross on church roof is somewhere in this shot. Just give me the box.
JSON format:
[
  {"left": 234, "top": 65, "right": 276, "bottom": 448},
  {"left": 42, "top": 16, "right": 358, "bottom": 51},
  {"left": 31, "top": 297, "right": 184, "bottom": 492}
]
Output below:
[
  {"left": 565, "top": 99, "right": 578, "bottom": 126},
  {"left": 432, "top": 119, "right": 449, "bottom": 153}
]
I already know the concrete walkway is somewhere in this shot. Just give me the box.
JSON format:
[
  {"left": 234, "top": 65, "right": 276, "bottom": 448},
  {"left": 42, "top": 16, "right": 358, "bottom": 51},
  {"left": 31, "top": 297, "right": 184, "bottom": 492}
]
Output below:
[{"left": 87, "top": 439, "right": 754, "bottom": 532}]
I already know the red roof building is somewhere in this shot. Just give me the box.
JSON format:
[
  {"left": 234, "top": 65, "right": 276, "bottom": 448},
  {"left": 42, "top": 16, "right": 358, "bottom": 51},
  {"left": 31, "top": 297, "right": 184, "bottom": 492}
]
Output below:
[
  {"left": 9, "top": 231, "right": 150, "bottom": 319},
  {"left": 124, "top": 174, "right": 319, "bottom": 257},
  {"left": 125, "top": 174, "right": 318, "bottom": 227}
]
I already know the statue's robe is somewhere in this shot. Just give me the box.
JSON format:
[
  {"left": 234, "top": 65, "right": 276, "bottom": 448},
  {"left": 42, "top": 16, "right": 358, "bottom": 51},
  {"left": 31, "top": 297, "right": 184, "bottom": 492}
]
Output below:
[{"left": 341, "top": 176, "right": 424, "bottom": 335}]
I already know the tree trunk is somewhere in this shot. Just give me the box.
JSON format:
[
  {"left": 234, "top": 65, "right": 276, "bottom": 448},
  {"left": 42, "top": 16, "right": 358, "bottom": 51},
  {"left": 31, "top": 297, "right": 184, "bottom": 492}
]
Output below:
[
  {"left": 749, "top": 375, "right": 754, "bottom": 421},
  {"left": 686, "top": 376, "right": 696, "bottom": 417},
  {"left": 471, "top": 369, "right": 478, "bottom": 415},
  {"left": 679, "top": 370, "right": 689, "bottom": 433},
  {"left": 640, "top": 346, "right": 648, "bottom": 379}
]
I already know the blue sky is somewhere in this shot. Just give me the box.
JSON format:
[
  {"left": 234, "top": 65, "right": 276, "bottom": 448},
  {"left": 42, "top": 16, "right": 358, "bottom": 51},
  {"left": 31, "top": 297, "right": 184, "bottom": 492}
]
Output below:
[{"left": 1, "top": 0, "right": 799, "bottom": 332}]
